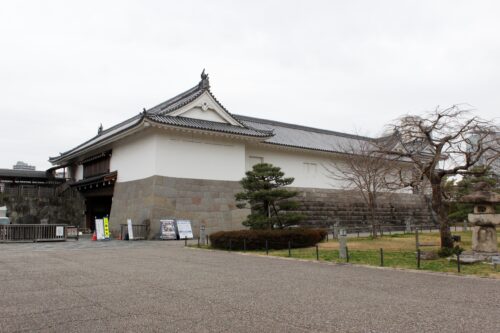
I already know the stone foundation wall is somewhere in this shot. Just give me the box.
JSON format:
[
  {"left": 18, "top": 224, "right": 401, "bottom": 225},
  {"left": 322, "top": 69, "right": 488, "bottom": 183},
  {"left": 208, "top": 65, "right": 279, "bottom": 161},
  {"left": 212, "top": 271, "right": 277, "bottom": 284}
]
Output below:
[
  {"left": 292, "top": 187, "right": 433, "bottom": 228},
  {"left": 0, "top": 188, "right": 85, "bottom": 226},
  {"left": 109, "top": 176, "right": 249, "bottom": 239},
  {"left": 109, "top": 176, "right": 433, "bottom": 239}
]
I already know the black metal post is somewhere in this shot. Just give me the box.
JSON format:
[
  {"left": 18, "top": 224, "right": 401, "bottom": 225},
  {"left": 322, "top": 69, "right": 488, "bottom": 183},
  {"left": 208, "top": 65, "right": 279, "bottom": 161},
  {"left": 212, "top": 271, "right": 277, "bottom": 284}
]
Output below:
[
  {"left": 346, "top": 246, "right": 349, "bottom": 263},
  {"left": 326, "top": 233, "right": 329, "bottom": 242},
  {"left": 184, "top": 236, "right": 187, "bottom": 246},
  {"left": 229, "top": 239, "right": 232, "bottom": 251},
  {"left": 357, "top": 230, "right": 360, "bottom": 238},
  {"left": 415, "top": 228, "right": 419, "bottom": 251},
  {"left": 288, "top": 240, "right": 291, "bottom": 257},
  {"left": 243, "top": 239, "right": 246, "bottom": 252},
  {"left": 417, "top": 249, "right": 421, "bottom": 269},
  {"left": 316, "top": 245, "right": 319, "bottom": 260},
  {"left": 265, "top": 240, "right": 269, "bottom": 255},
  {"left": 197, "top": 237, "right": 200, "bottom": 247},
  {"left": 457, "top": 253, "right": 461, "bottom": 273},
  {"left": 206, "top": 235, "right": 209, "bottom": 246},
  {"left": 380, "top": 248, "right": 384, "bottom": 267}
]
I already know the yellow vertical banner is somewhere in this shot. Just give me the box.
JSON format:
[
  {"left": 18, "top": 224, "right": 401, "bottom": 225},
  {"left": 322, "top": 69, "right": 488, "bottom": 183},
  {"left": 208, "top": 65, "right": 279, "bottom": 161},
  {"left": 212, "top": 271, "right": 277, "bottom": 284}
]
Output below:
[{"left": 103, "top": 217, "right": 110, "bottom": 239}]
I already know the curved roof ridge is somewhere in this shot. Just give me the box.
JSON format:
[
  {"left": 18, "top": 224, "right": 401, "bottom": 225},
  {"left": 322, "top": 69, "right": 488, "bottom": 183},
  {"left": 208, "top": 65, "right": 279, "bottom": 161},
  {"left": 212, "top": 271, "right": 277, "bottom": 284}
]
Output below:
[
  {"left": 145, "top": 114, "right": 273, "bottom": 137},
  {"left": 148, "top": 84, "right": 202, "bottom": 114}
]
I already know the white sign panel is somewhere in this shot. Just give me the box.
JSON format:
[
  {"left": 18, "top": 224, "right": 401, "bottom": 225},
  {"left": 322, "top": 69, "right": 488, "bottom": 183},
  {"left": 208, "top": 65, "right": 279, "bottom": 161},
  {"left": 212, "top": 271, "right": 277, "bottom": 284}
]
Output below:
[
  {"left": 160, "top": 219, "right": 177, "bottom": 240},
  {"left": 0, "top": 206, "right": 7, "bottom": 218},
  {"left": 95, "top": 219, "right": 105, "bottom": 240},
  {"left": 55, "top": 226, "right": 64, "bottom": 237},
  {"left": 127, "top": 219, "right": 134, "bottom": 240},
  {"left": 176, "top": 220, "right": 193, "bottom": 239}
]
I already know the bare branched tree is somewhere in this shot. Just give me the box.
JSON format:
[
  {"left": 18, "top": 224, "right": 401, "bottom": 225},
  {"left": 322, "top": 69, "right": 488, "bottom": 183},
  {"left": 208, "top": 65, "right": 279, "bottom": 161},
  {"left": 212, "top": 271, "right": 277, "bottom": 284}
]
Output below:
[
  {"left": 381, "top": 105, "right": 499, "bottom": 249},
  {"left": 324, "top": 139, "right": 402, "bottom": 237}
]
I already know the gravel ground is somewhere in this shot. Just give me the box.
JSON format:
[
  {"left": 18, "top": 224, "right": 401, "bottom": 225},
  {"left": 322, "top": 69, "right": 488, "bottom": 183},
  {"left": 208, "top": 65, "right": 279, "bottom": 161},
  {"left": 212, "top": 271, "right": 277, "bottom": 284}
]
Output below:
[{"left": 0, "top": 239, "right": 499, "bottom": 332}]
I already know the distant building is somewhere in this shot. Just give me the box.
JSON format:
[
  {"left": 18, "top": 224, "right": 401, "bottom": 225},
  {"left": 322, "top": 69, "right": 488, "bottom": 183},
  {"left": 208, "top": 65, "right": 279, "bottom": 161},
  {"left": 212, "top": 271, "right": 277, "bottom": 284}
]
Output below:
[{"left": 13, "top": 161, "right": 36, "bottom": 171}]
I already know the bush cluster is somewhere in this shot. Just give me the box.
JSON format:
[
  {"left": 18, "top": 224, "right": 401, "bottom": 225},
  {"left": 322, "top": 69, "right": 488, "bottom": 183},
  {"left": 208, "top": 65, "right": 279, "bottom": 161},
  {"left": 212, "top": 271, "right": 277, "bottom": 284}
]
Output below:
[
  {"left": 437, "top": 245, "right": 464, "bottom": 258},
  {"left": 209, "top": 228, "right": 327, "bottom": 250}
]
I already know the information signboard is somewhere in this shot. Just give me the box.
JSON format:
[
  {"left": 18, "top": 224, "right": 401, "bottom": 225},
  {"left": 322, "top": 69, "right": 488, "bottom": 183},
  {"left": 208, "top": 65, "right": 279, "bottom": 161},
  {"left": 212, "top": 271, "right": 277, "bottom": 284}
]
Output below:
[
  {"left": 103, "top": 217, "right": 110, "bottom": 239},
  {"left": 160, "top": 219, "right": 177, "bottom": 240},
  {"left": 55, "top": 226, "right": 64, "bottom": 237},
  {"left": 95, "top": 218, "right": 105, "bottom": 240},
  {"left": 66, "top": 226, "right": 78, "bottom": 239},
  {"left": 176, "top": 220, "right": 193, "bottom": 239}
]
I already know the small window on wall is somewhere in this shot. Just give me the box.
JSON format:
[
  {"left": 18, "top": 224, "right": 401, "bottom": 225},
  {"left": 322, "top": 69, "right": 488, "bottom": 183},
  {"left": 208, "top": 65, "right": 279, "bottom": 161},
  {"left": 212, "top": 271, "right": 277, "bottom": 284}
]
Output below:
[
  {"left": 247, "top": 156, "right": 264, "bottom": 170},
  {"left": 249, "top": 156, "right": 263, "bottom": 165},
  {"left": 303, "top": 162, "right": 317, "bottom": 174}
]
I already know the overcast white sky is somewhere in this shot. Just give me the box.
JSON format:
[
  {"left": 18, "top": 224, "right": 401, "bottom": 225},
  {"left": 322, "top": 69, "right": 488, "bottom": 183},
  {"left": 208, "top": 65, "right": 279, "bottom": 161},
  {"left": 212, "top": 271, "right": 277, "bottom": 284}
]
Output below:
[{"left": 1, "top": 0, "right": 499, "bottom": 170}]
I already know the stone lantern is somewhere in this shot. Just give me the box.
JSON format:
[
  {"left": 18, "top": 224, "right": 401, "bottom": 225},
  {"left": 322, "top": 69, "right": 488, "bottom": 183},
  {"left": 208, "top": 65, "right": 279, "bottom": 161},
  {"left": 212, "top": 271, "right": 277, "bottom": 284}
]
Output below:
[{"left": 461, "top": 182, "right": 500, "bottom": 256}]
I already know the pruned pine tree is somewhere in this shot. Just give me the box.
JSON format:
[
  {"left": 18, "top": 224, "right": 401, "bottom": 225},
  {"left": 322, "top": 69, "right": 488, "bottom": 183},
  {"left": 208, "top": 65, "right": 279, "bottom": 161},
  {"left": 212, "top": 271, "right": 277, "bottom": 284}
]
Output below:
[{"left": 235, "top": 163, "right": 304, "bottom": 229}]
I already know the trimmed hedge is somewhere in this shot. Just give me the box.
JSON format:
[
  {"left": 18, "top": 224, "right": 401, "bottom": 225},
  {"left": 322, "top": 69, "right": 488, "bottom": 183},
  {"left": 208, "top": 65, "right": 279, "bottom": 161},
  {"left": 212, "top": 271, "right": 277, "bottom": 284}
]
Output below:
[{"left": 209, "top": 228, "right": 327, "bottom": 250}]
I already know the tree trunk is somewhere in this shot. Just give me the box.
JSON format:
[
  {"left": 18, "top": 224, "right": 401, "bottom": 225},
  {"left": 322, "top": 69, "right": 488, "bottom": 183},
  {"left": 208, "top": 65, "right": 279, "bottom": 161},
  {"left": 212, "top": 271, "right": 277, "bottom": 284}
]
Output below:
[
  {"left": 264, "top": 201, "right": 272, "bottom": 230},
  {"left": 368, "top": 193, "right": 378, "bottom": 238},
  {"left": 431, "top": 178, "right": 453, "bottom": 249},
  {"left": 370, "top": 207, "right": 377, "bottom": 238}
]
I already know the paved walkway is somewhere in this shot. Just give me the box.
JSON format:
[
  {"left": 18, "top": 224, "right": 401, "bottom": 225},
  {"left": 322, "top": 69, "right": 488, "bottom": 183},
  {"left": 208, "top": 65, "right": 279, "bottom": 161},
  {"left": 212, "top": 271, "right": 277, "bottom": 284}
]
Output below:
[{"left": 0, "top": 240, "right": 499, "bottom": 332}]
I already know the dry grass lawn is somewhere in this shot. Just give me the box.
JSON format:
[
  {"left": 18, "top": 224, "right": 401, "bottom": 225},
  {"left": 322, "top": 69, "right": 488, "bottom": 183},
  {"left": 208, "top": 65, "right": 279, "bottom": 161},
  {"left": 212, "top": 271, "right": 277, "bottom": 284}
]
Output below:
[{"left": 319, "top": 233, "right": 444, "bottom": 251}]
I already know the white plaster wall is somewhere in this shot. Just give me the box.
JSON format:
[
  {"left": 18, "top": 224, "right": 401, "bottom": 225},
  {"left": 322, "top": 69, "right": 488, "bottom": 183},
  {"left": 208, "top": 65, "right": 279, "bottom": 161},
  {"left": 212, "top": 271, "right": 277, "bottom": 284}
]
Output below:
[
  {"left": 75, "top": 164, "right": 83, "bottom": 181},
  {"left": 245, "top": 145, "right": 345, "bottom": 189},
  {"left": 171, "top": 91, "right": 242, "bottom": 126},
  {"left": 110, "top": 132, "right": 157, "bottom": 182},
  {"left": 110, "top": 130, "right": 245, "bottom": 182},
  {"left": 181, "top": 107, "right": 227, "bottom": 123},
  {"left": 155, "top": 132, "right": 246, "bottom": 181}
]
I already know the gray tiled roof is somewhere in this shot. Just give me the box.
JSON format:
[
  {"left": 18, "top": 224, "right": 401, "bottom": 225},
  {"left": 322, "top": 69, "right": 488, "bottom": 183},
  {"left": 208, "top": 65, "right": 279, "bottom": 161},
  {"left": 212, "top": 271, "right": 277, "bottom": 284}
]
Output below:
[
  {"left": 50, "top": 73, "right": 376, "bottom": 165},
  {"left": 0, "top": 169, "right": 49, "bottom": 180},
  {"left": 237, "top": 115, "right": 374, "bottom": 153},
  {"left": 146, "top": 114, "right": 273, "bottom": 137},
  {"left": 148, "top": 85, "right": 204, "bottom": 114},
  {"left": 49, "top": 115, "right": 142, "bottom": 163},
  {"left": 147, "top": 74, "right": 248, "bottom": 128}
]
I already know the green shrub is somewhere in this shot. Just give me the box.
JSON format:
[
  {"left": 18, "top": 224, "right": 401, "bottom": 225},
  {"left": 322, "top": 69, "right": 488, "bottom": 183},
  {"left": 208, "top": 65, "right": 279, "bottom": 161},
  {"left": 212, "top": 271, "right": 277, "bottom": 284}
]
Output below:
[
  {"left": 437, "top": 245, "right": 464, "bottom": 258},
  {"left": 209, "top": 228, "right": 327, "bottom": 250}
]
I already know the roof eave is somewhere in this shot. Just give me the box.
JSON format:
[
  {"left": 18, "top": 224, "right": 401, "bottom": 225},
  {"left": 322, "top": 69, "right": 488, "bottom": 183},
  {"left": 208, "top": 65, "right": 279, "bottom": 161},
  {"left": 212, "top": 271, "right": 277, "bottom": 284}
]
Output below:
[{"left": 49, "top": 118, "right": 146, "bottom": 165}]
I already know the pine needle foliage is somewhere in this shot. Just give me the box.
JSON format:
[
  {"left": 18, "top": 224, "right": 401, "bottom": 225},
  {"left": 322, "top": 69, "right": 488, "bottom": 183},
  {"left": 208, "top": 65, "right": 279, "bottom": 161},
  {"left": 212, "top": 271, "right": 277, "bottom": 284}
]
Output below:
[{"left": 235, "top": 163, "right": 304, "bottom": 229}]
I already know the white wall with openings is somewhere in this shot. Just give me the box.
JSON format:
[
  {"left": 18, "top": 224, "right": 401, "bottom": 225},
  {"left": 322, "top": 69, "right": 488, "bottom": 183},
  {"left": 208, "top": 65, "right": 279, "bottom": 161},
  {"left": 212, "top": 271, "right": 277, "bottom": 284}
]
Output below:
[{"left": 245, "top": 145, "right": 344, "bottom": 189}]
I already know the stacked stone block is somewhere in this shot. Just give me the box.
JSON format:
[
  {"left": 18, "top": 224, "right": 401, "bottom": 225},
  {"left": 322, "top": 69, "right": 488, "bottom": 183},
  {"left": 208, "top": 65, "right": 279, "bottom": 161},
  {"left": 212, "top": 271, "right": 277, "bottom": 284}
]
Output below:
[
  {"left": 110, "top": 176, "right": 433, "bottom": 239},
  {"left": 292, "top": 187, "right": 433, "bottom": 228}
]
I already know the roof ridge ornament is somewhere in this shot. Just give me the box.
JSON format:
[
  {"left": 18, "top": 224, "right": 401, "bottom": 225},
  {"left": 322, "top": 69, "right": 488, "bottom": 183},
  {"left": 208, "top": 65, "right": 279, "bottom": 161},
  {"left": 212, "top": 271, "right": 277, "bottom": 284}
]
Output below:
[
  {"left": 97, "top": 123, "right": 103, "bottom": 135},
  {"left": 199, "top": 68, "right": 210, "bottom": 90}
]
